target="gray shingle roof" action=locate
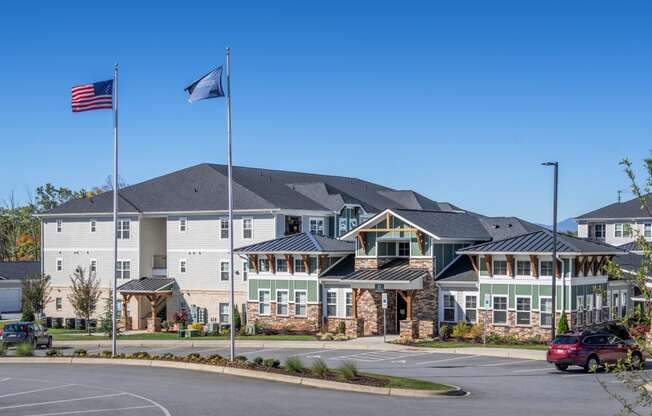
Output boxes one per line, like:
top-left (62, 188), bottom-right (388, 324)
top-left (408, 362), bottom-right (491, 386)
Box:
top-left (576, 195), bottom-right (652, 220)
top-left (117, 278), bottom-right (177, 292)
top-left (43, 163), bottom-right (459, 216)
top-left (614, 253), bottom-right (645, 274)
top-left (617, 241), bottom-right (652, 253)
top-left (393, 209), bottom-right (492, 240)
top-left (478, 217), bottom-right (545, 241)
top-left (234, 233), bottom-right (354, 254)
top-left (458, 230), bottom-right (624, 254)
top-left (0, 262), bottom-right (40, 280)
top-left (435, 256), bottom-right (477, 283)
top-left (322, 258), bottom-right (428, 282)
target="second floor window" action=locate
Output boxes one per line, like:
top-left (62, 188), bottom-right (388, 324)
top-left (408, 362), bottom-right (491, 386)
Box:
top-left (398, 242), bottom-right (410, 257)
top-left (56, 220), bottom-right (62, 233)
top-left (242, 261), bottom-right (248, 281)
top-left (90, 260), bottom-right (97, 274)
top-left (645, 223), bottom-right (652, 238)
top-left (117, 220), bottom-right (130, 239)
top-left (309, 218), bottom-right (324, 235)
top-left (259, 258), bottom-right (270, 272)
top-left (90, 220), bottom-right (97, 233)
top-left (294, 258), bottom-right (306, 273)
top-left (116, 261), bottom-right (131, 279)
top-left (516, 260), bottom-right (531, 276)
top-left (220, 218), bottom-right (229, 239)
top-left (179, 218), bottom-right (187, 233)
top-left (615, 223), bottom-right (633, 238)
top-left (591, 223), bottom-right (605, 239)
top-left (56, 258), bottom-right (63, 271)
top-left (540, 260), bottom-right (554, 277)
top-left (179, 260), bottom-right (187, 274)
top-left (276, 258), bottom-right (288, 273)
top-left (493, 260), bottom-right (508, 276)
top-left (55, 297), bottom-right (62, 311)
top-left (220, 261), bottom-right (230, 281)
top-left (242, 218), bottom-right (253, 239)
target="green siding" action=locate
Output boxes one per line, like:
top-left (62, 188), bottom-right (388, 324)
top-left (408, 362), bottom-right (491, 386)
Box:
top-left (479, 283), bottom-right (491, 304)
top-left (307, 281), bottom-right (318, 302)
top-left (479, 256), bottom-right (488, 276)
top-left (492, 284), bottom-right (508, 295)
top-left (249, 279), bottom-right (258, 300)
top-left (515, 285), bottom-right (531, 296)
top-left (532, 285), bottom-right (539, 308)
top-left (508, 285), bottom-right (515, 308)
top-left (248, 279), bottom-right (319, 302)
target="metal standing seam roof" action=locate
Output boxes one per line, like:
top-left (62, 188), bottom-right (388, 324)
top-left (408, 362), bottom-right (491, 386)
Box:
top-left (322, 258), bottom-right (428, 282)
top-left (234, 232), bottom-right (355, 254)
top-left (435, 255), bottom-right (478, 283)
top-left (117, 278), bottom-right (177, 292)
top-left (458, 229), bottom-right (624, 254)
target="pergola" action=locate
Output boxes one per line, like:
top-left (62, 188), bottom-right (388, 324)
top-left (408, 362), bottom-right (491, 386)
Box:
top-left (116, 278), bottom-right (177, 332)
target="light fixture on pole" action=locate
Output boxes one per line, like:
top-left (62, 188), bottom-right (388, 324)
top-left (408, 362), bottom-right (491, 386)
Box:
top-left (542, 161), bottom-right (559, 340)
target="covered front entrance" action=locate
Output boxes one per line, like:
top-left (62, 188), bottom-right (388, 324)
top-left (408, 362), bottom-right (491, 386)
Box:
top-left (117, 278), bottom-right (177, 332)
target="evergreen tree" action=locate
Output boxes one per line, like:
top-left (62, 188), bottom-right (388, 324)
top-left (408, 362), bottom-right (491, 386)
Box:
top-left (556, 313), bottom-right (569, 335)
top-left (233, 305), bottom-right (241, 332)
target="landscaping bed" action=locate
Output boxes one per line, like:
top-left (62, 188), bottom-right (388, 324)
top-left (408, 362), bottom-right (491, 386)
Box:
top-left (48, 328), bottom-right (316, 342)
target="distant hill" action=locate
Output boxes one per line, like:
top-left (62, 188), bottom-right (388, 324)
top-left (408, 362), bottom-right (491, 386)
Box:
top-left (536, 218), bottom-right (577, 233)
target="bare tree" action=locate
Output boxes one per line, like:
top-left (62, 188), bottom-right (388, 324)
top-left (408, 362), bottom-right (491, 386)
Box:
top-left (68, 266), bottom-right (101, 335)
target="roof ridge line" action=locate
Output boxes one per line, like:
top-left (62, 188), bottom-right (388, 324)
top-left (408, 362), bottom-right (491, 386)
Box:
top-left (305, 232), bottom-right (322, 251)
top-left (206, 164), bottom-right (278, 209)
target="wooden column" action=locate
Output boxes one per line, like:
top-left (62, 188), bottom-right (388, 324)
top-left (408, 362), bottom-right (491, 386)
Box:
top-left (406, 290), bottom-right (414, 321)
top-left (146, 295), bottom-right (158, 320)
top-left (357, 233), bottom-right (367, 253)
top-left (121, 294), bottom-right (131, 322)
top-left (416, 231), bottom-right (426, 255)
top-left (302, 255), bottom-right (311, 275)
top-left (285, 255), bottom-right (294, 274)
top-left (576, 256), bottom-right (586, 277)
top-left (468, 255), bottom-right (479, 276)
top-left (267, 254), bottom-right (276, 274)
top-left (483, 255), bottom-right (493, 277)
top-left (530, 255), bottom-right (539, 278)
top-left (251, 255), bottom-right (259, 274)
top-left (318, 255), bottom-right (328, 275)
top-left (506, 255), bottom-right (514, 278)
top-left (555, 258), bottom-right (562, 279)
top-left (352, 288), bottom-right (359, 319)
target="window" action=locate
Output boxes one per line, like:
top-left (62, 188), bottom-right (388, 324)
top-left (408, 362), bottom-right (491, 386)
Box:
top-left (259, 258), bottom-right (270, 272)
top-left (493, 296), bottom-right (507, 325)
top-left (116, 260), bottom-right (131, 279)
top-left (295, 291), bottom-right (307, 317)
top-left (595, 293), bottom-right (603, 323)
top-left (242, 261), bottom-right (248, 281)
top-left (398, 242), bottom-right (410, 257)
top-left (540, 261), bottom-right (553, 277)
top-left (493, 260), bottom-right (508, 276)
top-left (117, 220), bottom-right (130, 239)
top-left (179, 259), bottom-right (187, 274)
top-left (465, 295), bottom-right (477, 323)
top-left (219, 303), bottom-right (230, 323)
top-left (645, 224), bottom-right (652, 238)
top-left (285, 216), bottom-right (302, 235)
top-left (276, 258), bottom-right (288, 273)
top-left (276, 290), bottom-right (289, 315)
top-left (55, 297), bottom-right (62, 311)
top-left (516, 260), bottom-right (531, 276)
top-left (621, 291), bottom-right (627, 317)
top-left (179, 217), bottom-right (187, 233)
top-left (309, 218), bottom-right (325, 236)
top-left (345, 291), bottom-right (353, 317)
top-left (326, 291), bottom-right (337, 317)
top-left (577, 296), bottom-right (585, 325)
top-left (56, 258), bottom-right (63, 272)
top-left (259, 290), bottom-right (271, 315)
top-left (615, 223), bottom-right (632, 238)
top-left (378, 241), bottom-right (397, 257)
top-left (294, 258), bottom-right (305, 273)
top-left (242, 217), bottom-right (253, 239)
top-left (220, 218), bottom-right (229, 239)
top-left (590, 223), bottom-right (605, 239)
top-left (220, 261), bottom-right (230, 281)
top-left (586, 295), bottom-right (594, 323)
top-left (90, 260), bottom-right (97, 274)
top-left (56, 220), bottom-right (62, 233)
top-left (615, 223), bottom-right (623, 238)
top-left (338, 217), bottom-right (348, 236)
top-left (540, 298), bottom-right (553, 327)
top-left (516, 297), bottom-right (531, 326)
top-left (90, 219), bottom-right (97, 233)
top-left (443, 294), bottom-right (456, 322)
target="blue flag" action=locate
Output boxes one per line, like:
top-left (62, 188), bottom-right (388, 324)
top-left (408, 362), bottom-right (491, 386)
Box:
top-left (185, 66), bottom-right (225, 103)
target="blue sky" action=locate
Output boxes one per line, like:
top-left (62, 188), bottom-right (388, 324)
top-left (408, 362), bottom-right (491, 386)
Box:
top-left (1, 1), bottom-right (650, 224)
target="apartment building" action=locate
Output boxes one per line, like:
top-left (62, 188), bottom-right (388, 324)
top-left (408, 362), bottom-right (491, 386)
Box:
top-left (576, 196), bottom-right (652, 247)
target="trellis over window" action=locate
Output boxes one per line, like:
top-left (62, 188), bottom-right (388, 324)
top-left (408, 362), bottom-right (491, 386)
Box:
top-left (574, 255), bottom-right (612, 277)
top-left (246, 254), bottom-right (315, 275)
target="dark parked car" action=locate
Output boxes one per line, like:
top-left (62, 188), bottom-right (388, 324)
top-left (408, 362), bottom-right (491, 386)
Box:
top-left (547, 331), bottom-right (643, 372)
top-left (0, 322), bottom-right (52, 348)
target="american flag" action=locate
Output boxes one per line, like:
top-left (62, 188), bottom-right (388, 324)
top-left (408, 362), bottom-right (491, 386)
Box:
top-left (71, 79), bottom-right (113, 112)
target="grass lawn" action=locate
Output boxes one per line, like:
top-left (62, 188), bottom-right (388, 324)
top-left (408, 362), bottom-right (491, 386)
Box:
top-left (413, 340), bottom-right (548, 351)
top-left (49, 328), bottom-right (316, 342)
top-left (363, 373), bottom-right (452, 391)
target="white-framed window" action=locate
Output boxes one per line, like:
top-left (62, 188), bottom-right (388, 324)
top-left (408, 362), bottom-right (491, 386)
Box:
top-left (493, 260), bottom-right (508, 276)
top-left (540, 260), bottom-right (553, 277)
top-left (590, 223), bottom-right (606, 239)
top-left (242, 217), bottom-right (253, 239)
top-left (516, 297), bottom-right (531, 326)
top-left (276, 258), bottom-right (288, 273)
top-left (294, 258), bottom-right (305, 273)
top-left (116, 260), bottom-right (131, 279)
top-left (345, 291), bottom-right (353, 317)
top-left (338, 217), bottom-right (348, 236)
top-left (179, 259), bottom-right (187, 274)
top-left (219, 218), bottom-right (229, 239)
top-left (276, 290), bottom-right (289, 316)
top-left (55, 297), bottom-right (62, 311)
top-left (242, 260), bottom-right (248, 281)
top-left (56, 219), bottom-right (62, 233)
top-left (577, 296), bottom-right (585, 325)
top-left (56, 258), bottom-right (63, 272)
top-left (219, 303), bottom-right (230, 323)
top-left (615, 223), bottom-right (633, 238)
top-left (117, 219), bottom-right (130, 239)
top-left (398, 241), bottom-right (410, 257)
top-left (90, 259), bottom-right (97, 274)
top-left (540, 297), bottom-right (553, 327)
top-left (258, 290), bottom-right (271, 315)
top-left (493, 296), bottom-right (507, 325)
top-left (326, 290), bottom-right (337, 317)
top-left (220, 261), bottom-right (230, 281)
top-left (443, 294), bottom-right (456, 322)
top-left (179, 217), bottom-right (187, 233)
top-left (295, 290), bottom-right (307, 317)
top-left (259, 258), bottom-right (270, 272)
top-left (309, 218), bottom-right (325, 236)
top-left (586, 295), bottom-right (594, 323)
top-left (621, 291), bottom-right (628, 317)
top-left (90, 219), bottom-right (97, 233)
top-left (516, 260), bottom-right (531, 276)
top-left (465, 295), bottom-right (477, 323)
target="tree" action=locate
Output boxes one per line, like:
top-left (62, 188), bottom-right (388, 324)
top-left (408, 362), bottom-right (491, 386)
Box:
top-left (21, 273), bottom-right (52, 320)
top-left (556, 313), bottom-right (569, 335)
top-left (67, 267), bottom-right (101, 335)
top-left (233, 305), bottom-right (241, 332)
top-left (100, 289), bottom-right (117, 336)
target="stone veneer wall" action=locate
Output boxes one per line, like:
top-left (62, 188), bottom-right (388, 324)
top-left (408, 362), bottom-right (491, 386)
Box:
top-left (471, 310), bottom-right (571, 341)
top-left (246, 302), bottom-right (321, 334)
top-left (354, 257), bottom-right (395, 270)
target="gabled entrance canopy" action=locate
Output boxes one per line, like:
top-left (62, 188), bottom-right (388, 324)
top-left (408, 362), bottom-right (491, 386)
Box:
top-left (117, 278), bottom-right (177, 332)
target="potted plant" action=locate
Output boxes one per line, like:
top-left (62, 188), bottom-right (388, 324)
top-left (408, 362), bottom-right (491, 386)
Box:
top-left (172, 310), bottom-right (188, 331)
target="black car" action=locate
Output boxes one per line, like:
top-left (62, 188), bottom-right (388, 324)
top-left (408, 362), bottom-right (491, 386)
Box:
top-left (1, 322), bottom-right (52, 348)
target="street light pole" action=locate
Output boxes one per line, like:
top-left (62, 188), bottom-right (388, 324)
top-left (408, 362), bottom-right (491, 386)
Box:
top-left (542, 162), bottom-right (559, 340)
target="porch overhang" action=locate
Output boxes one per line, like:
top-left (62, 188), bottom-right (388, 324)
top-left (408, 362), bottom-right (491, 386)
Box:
top-left (320, 276), bottom-right (423, 290)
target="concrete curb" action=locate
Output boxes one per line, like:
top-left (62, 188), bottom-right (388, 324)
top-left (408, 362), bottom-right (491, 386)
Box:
top-left (0, 357), bottom-right (462, 398)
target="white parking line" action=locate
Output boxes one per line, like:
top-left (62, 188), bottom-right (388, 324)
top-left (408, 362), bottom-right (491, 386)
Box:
top-left (415, 355), bottom-right (473, 366)
top-left (289, 349), bottom-right (331, 357)
top-left (126, 391), bottom-right (172, 416)
top-left (478, 359), bottom-right (534, 367)
top-left (0, 392), bottom-right (126, 410)
top-left (512, 367), bottom-right (553, 374)
top-left (240, 348), bottom-right (278, 356)
top-left (23, 405), bottom-right (157, 416)
top-left (193, 347), bottom-right (230, 354)
top-left (0, 383), bottom-right (75, 398)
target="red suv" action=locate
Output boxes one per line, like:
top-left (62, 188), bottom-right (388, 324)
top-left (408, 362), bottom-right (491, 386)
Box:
top-left (547, 331), bottom-right (643, 372)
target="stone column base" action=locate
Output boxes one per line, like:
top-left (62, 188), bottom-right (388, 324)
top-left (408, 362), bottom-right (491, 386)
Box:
top-left (118, 317), bottom-right (132, 331)
top-left (146, 318), bottom-right (161, 333)
top-left (347, 318), bottom-right (365, 338)
top-left (400, 320), bottom-right (419, 339)
top-left (418, 320), bottom-right (434, 339)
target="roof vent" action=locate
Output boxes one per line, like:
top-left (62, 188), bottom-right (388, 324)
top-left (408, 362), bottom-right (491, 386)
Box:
top-left (508, 224), bottom-right (512, 228)
top-left (194, 187), bottom-right (198, 193)
top-left (494, 224), bottom-right (500, 229)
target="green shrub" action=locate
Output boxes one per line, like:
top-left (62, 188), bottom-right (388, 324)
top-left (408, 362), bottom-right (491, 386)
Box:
top-left (253, 356), bottom-right (264, 366)
top-left (557, 314), bottom-right (569, 335)
top-left (263, 358), bottom-right (280, 369)
top-left (46, 348), bottom-right (62, 357)
top-left (161, 353), bottom-right (174, 360)
top-left (132, 351), bottom-right (150, 359)
top-left (338, 360), bottom-right (358, 380)
top-left (186, 352), bottom-right (202, 361)
top-left (337, 321), bottom-right (346, 335)
top-left (438, 324), bottom-right (450, 340)
top-left (207, 354), bottom-right (224, 362)
top-left (451, 321), bottom-right (470, 339)
top-left (284, 357), bottom-right (305, 373)
top-left (16, 342), bottom-right (35, 357)
top-left (234, 355), bottom-right (248, 363)
top-left (310, 358), bottom-right (329, 378)
top-left (100, 350), bottom-right (113, 358)
top-left (233, 306), bottom-right (242, 332)
top-left (73, 348), bottom-right (87, 357)
top-left (0, 343), bottom-right (6, 356)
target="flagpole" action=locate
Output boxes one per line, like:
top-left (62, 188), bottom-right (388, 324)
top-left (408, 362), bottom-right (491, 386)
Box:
top-left (111, 63), bottom-right (119, 357)
top-left (226, 48), bottom-right (235, 361)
